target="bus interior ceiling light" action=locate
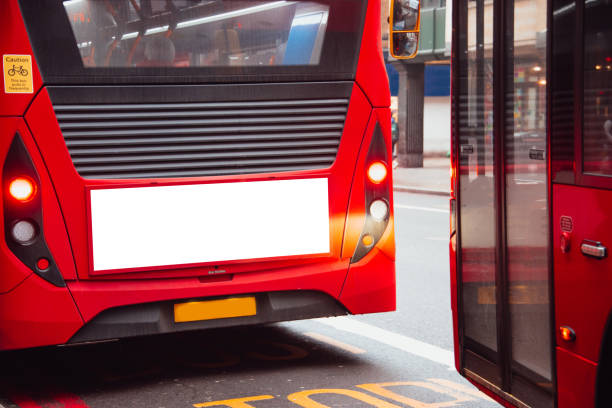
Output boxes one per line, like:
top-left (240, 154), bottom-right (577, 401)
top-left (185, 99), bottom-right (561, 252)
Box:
top-left (145, 25), bottom-right (170, 36)
top-left (176, 1), bottom-right (294, 29)
top-left (63, 0), bottom-right (84, 7)
top-left (367, 161), bottom-right (388, 184)
top-left (9, 177), bottom-right (36, 202)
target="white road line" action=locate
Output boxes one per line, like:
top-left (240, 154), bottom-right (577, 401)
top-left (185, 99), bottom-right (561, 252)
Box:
top-left (394, 204), bottom-right (449, 213)
top-left (304, 332), bottom-right (366, 354)
top-left (315, 316), bottom-right (454, 368)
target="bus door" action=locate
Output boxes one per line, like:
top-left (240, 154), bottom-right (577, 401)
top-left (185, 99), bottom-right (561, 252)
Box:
top-left (453, 0), bottom-right (553, 406)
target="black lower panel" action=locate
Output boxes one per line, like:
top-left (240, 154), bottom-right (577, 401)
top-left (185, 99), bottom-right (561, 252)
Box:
top-left (511, 374), bottom-right (554, 408)
top-left (69, 290), bottom-right (348, 344)
top-left (464, 348), bottom-right (502, 388)
top-left (463, 350), bottom-right (554, 408)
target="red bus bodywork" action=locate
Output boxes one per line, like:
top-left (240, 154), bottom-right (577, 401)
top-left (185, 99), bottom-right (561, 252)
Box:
top-left (0, 0), bottom-right (396, 351)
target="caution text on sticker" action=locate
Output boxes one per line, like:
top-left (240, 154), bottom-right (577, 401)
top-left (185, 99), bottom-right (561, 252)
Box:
top-left (3, 55), bottom-right (33, 94)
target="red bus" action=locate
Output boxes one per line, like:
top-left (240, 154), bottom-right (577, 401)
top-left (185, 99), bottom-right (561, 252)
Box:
top-left (448, 0), bottom-right (612, 407)
top-left (0, 0), bottom-right (395, 351)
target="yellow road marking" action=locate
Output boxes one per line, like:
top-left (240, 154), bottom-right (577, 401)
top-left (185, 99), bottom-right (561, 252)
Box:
top-left (358, 381), bottom-right (477, 408)
top-left (303, 332), bottom-right (366, 354)
top-left (194, 378), bottom-right (494, 407)
top-left (287, 389), bottom-right (401, 408)
top-left (194, 395), bottom-right (274, 408)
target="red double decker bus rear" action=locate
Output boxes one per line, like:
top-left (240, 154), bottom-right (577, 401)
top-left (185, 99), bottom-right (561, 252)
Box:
top-left (0, 0), bottom-right (395, 351)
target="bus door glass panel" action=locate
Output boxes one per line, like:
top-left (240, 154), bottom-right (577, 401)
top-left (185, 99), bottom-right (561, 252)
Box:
top-left (457, 0), bottom-right (554, 404)
top-left (62, 0), bottom-right (330, 68)
top-left (504, 0), bottom-right (553, 403)
top-left (583, 0), bottom-right (612, 175)
top-left (458, 0), bottom-right (498, 371)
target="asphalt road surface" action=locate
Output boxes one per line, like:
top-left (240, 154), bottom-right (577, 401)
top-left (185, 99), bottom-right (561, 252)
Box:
top-left (0, 192), bottom-right (501, 408)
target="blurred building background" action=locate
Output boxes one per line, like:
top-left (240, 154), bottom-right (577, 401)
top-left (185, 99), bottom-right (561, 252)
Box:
top-left (381, 0), bottom-right (451, 166)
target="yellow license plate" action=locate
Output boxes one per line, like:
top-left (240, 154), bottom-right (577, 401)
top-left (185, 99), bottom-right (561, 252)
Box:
top-left (174, 297), bottom-right (256, 323)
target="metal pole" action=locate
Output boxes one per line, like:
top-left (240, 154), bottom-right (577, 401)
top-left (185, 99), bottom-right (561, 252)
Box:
top-left (393, 61), bottom-right (425, 168)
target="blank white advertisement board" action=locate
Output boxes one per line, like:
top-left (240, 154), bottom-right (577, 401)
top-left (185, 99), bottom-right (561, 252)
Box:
top-left (89, 178), bottom-right (330, 272)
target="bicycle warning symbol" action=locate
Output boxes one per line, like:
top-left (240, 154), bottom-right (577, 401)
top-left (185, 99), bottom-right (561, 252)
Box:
top-left (3, 55), bottom-right (33, 94)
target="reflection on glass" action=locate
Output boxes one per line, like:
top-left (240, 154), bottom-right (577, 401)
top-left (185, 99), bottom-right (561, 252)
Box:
top-left (392, 0), bottom-right (419, 31)
top-left (505, 0), bottom-right (551, 385)
top-left (392, 32), bottom-right (419, 57)
top-left (583, 0), bottom-right (612, 175)
top-left (551, 0), bottom-right (576, 183)
top-left (459, 0), bottom-right (497, 357)
top-left (62, 0), bottom-right (329, 68)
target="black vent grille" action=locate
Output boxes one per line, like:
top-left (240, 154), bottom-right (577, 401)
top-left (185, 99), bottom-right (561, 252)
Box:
top-left (54, 99), bottom-right (348, 179)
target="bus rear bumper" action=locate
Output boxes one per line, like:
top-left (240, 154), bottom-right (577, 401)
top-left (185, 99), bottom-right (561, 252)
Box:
top-left (0, 248), bottom-right (395, 350)
top-left (68, 290), bottom-right (348, 345)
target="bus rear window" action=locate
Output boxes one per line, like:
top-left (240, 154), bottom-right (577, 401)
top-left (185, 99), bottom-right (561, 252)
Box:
top-left (63, 0), bottom-right (329, 68)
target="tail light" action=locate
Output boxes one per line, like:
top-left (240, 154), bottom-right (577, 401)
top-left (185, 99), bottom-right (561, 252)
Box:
top-left (367, 161), bottom-right (388, 184)
top-left (351, 123), bottom-right (391, 263)
top-left (9, 177), bottom-right (36, 202)
top-left (3, 134), bottom-right (65, 287)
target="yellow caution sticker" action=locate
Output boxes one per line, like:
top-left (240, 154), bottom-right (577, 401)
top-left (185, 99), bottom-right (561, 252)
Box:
top-left (3, 55), bottom-right (33, 94)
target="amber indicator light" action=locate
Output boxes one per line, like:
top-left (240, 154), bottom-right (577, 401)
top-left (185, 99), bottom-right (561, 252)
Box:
top-left (9, 177), bottom-right (36, 202)
top-left (362, 234), bottom-right (374, 247)
top-left (367, 161), bottom-right (388, 184)
top-left (560, 326), bottom-right (576, 342)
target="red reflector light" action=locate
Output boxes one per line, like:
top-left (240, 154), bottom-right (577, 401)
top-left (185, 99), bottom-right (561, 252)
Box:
top-left (37, 258), bottom-right (50, 271)
top-left (367, 161), bottom-right (388, 184)
top-left (9, 177), bottom-right (36, 202)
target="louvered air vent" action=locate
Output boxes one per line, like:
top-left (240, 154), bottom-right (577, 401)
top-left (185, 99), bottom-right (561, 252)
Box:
top-left (53, 99), bottom-right (348, 179)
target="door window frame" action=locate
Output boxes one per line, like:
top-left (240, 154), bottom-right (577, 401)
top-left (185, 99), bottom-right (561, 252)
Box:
top-left (553, 0), bottom-right (612, 190)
